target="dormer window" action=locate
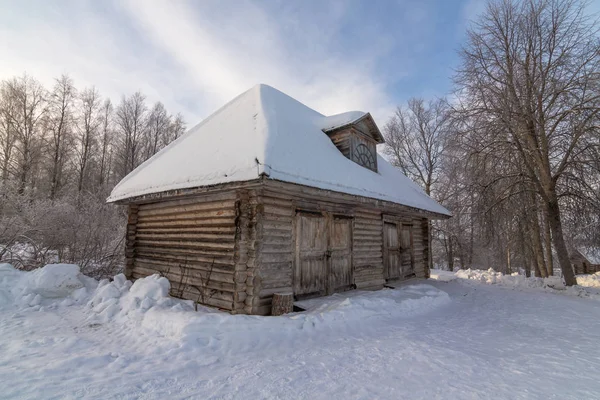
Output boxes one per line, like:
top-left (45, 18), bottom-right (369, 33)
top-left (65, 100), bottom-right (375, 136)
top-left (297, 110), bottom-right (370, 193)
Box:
top-left (354, 143), bottom-right (376, 171)
top-left (321, 112), bottom-right (384, 173)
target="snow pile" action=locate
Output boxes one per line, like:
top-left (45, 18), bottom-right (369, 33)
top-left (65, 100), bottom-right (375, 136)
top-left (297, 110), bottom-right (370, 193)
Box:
top-left (576, 272), bottom-right (600, 288)
top-left (0, 263), bottom-right (192, 319)
top-left (431, 268), bottom-right (565, 289)
top-left (430, 268), bottom-right (600, 301)
top-left (0, 261), bottom-right (452, 350)
top-left (26, 264), bottom-right (87, 297)
top-left (455, 268), bottom-right (565, 289)
top-left (0, 263), bottom-right (95, 309)
top-left (138, 284), bottom-right (451, 348)
top-left (87, 274), bottom-right (194, 324)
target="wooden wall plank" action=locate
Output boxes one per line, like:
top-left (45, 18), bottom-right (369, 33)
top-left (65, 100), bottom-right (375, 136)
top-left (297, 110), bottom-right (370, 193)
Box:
top-left (129, 193), bottom-right (243, 312)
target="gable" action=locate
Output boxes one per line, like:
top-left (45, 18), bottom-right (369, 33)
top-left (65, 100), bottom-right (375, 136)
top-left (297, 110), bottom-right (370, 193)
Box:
top-left (321, 112), bottom-right (385, 144)
top-left (320, 113), bottom-right (383, 172)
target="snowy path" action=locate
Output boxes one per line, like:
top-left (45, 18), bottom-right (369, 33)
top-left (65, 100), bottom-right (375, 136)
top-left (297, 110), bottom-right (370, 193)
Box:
top-left (1, 279), bottom-right (600, 399)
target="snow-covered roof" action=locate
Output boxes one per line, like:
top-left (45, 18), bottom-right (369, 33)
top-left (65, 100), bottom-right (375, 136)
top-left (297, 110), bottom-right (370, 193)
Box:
top-left (108, 84), bottom-right (450, 216)
top-left (320, 111), bottom-right (385, 143)
top-left (578, 247), bottom-right (600, 265)
top-left (320, 111), bottom-right (367, 131)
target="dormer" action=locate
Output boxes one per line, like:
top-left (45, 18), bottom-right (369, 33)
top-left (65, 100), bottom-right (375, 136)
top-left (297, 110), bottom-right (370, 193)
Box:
top-left (321, 112), bottom-right (385, 172)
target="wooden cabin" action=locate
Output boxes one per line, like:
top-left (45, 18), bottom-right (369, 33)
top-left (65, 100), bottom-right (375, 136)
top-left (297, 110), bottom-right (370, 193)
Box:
top-left (570, 248), bottom-right (600, 275)
top-left (108, 84), bottom-right (450, 315)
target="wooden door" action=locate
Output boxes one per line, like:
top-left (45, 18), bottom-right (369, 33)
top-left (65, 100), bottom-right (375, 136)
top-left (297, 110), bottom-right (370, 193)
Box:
top-left (384, 222), bottom-right (401, 279)
top-left (400, 224), bottom-right (415, 276)
top-left (328, 216), bottom-right (352, 293)
top-left (294, 212), bottom-right (328, 296)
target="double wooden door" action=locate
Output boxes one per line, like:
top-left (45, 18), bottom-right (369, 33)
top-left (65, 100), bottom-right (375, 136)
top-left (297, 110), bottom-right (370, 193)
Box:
top-left (294, 212), bottom-right (352, 297)
top-left (384, 222), bottom-right (414, 280)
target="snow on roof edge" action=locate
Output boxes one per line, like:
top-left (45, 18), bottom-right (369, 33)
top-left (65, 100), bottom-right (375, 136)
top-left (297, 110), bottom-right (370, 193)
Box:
top-left (319, 111), bottom-right (367, 132)
top-left (107, 86), bottom-right (262, 203)
top-left (107, 83), bottom-right (451, 217)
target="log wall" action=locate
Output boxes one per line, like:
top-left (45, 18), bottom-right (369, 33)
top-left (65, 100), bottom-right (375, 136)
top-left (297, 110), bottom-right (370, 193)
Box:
top-left (127, 191), bottom-right (243, 312)
top-left (254, 191), bottom-right (295, 315)
top-left (235, 189), bottom-right (259, 314)
top-left (123, 179), bottom-right (441, 315)
top-left (352, 209), bottom-right (385, 289)
top-left (250, 182), bottom-right (435, 314)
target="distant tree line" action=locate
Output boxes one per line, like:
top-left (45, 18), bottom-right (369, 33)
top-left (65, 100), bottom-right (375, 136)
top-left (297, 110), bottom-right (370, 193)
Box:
top-left (384, 0), bottom-right (600, 285)
top-left (0, 74), bottom-right (186, 277)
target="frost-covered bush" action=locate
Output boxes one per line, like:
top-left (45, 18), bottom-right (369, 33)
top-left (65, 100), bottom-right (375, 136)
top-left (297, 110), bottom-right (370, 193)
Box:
top-left (0, 188), bottom-right (125, 279)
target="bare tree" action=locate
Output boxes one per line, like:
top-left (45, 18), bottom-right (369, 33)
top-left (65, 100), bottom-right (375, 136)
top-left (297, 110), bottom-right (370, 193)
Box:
top-left (0, 85), bottom-right (17, 183)
top-left (383, 98), bottom-right (450, 196)
top-left (455, 0), bottom-right (600, 285)
top-left (144, 101), bottom-right (170, 160)
top-left (75, 87), bottom-right (101, 193)
top-left (1, 75), bottom-right (46, 194)
top-left (384, 97), bottom-right (451, 272)
top-left (98, 99), bottom-right (113, 187)
top-left (168, 113), bottom-right (186, 143)
top-left (45, 75), bottom-right (76, 199)
top-left (0, 71), bottom-right (186, 279)
top-left (115, 92), bottom-right (147, 178)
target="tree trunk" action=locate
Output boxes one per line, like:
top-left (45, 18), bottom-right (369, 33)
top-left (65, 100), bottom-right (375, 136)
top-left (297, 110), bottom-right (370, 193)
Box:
top-left (448, 235), bottom-right (454, 272)
top-left (543, 210), bottom-right (553, 276)
top-left (534, 260), bottom-right (542, 277)
top-left (519, 223), bottom-right (531, 277)
top-left (468, 193), bottom-right (475, 268)
top-left (529, 192), bottom-right (548, 278)
top-left (18, 147), bottom-right (29, 194)
top-left (545, 197), bottom-right (577, 286)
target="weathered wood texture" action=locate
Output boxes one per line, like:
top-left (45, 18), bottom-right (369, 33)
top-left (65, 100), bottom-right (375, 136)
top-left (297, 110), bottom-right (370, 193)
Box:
top-left (292, 212), bottom-right (353, 297)
top-left (254, 192), bottom-right (295, 315)
top-left (235, 189), bottom-right (259, 314)
top-left (124, 204), bottom-right (138, 279)
top-left (353, 209), bottom-right (384, 289)
top-left (326, 130), bottom-right (353, 159)
top-left (123, 178), bottom-right (438, 315)
top-left (381, 215), bottom-right (428, 282)
top-left (271, 292), bottom-right (294, 316)
top-left (324, 127), bottom-right (378, 172)
top-left (570, 250), bottom-right (599, 275)
top-left (129, 192), bottom-right (243, 311)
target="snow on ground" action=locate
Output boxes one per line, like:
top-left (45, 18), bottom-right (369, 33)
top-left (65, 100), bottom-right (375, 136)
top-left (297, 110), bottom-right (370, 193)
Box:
top-left (575, 272), bottom-right (600, 288)
top-left (430, 268), bottom-right (600, 300)
top-left (2, 264), bottom-right (600, 399)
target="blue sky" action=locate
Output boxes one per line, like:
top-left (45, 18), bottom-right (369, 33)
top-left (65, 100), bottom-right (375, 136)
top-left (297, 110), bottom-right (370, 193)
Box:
top-left (0, 0), bottom-right (486, 125)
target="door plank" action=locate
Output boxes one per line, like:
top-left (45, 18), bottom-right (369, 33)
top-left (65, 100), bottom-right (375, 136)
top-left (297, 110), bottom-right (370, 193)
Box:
top-left (328, 217), bottom-right (352, 293)
top-left (294, 213), bottom-right (328, 296)
top-left (383, 222), bottom-right (401, 279)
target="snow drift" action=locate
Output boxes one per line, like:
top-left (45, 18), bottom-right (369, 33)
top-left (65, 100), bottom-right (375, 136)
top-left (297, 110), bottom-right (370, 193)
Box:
top-left (0, 263), bottom-right (451, 345)
top-left (574, 272), bottom-right (600, 288)
top-left (430, 268), bottom-right (600, 300)
top-left (0, 263), bottom-right (96, 309)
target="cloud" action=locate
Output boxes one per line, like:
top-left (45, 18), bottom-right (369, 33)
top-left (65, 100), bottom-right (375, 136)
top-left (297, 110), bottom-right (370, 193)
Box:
top-left (118, 0), bottom-right (395, 123)
top-left (1, 0), bottom-right (452, 127)
top-left (0, 1), bottom-right (198, 120)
